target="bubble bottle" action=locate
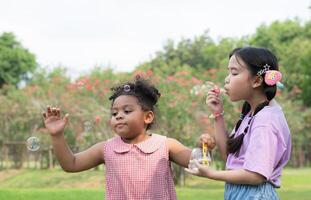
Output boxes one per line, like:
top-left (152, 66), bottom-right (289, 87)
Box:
top-left (188, 143), bottom-right (212, 171)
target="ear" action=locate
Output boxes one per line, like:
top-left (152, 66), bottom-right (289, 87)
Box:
top-left (144, 111), bottom-right (154, 125)
top-left (252, 76), bottom-right (264, 88)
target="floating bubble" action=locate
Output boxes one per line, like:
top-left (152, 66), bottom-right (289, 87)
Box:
top-left (204, 81), bottom-right (217, 91)
top-left (84, 121), bottom-right (93, 132)
top-left (190, 81), bottom-right (225, 96)
top-left (26, 136), bottom-right (40, 151)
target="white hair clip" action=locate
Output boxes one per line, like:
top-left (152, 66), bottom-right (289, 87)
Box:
top-left (257, 64), bottom-right (271, 76)
top-left (123, 84), bottom-right (131, 92)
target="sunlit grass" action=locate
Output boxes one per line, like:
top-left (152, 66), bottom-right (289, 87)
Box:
top-left (0, 168), bottom-right (310, 200)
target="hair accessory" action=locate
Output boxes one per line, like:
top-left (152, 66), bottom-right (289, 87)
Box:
top-left (256, 64), bottom-right (284, 87)
top-left (276, 82), bottom-right (285, 89)
top-left (123, 84), bottom-right (131, 92)
top-left (257, 64), bottom-right (271, 76)
top-left (264, 70), bottom-right (282, 86)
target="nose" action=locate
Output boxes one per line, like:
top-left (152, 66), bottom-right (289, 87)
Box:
top-left (116, 113), bottom-right (124, 120)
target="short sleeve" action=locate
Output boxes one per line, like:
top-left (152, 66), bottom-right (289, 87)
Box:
top-left (243, 125), bottom-right (279, 179)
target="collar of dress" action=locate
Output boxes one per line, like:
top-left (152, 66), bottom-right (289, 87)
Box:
top-left (113, 134), bottom-right (164, 154)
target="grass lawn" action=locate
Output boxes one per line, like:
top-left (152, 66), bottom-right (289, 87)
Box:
top-left (0, 168), bottom-right (310, 200)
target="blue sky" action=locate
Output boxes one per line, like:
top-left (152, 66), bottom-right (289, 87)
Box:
top-left (0, 0), bottom-right (310, 78)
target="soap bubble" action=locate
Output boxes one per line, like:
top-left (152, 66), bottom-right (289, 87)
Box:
top-left (26, 136), bottom-right (40, 151)
top-left (84, 121), bottom-right (93, 132)
top-left (190, 81), bottom-right (225, 96)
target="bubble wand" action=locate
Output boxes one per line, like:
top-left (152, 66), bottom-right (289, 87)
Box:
top-left (202, 143), bottom-right (209, 166)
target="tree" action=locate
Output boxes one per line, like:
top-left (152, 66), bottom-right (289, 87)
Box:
top-left (0, 32), bottom-right (36, 88)
top-left (250, 19), bottom-right (311, 106)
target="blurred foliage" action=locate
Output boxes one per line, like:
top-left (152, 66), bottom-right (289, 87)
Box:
top-left (0, 32), bottom-right (36, 88)
top-left (0, 19), bottom-right (311, 178)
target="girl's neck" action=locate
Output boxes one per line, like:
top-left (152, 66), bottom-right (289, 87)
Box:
top-left (247, 94), bottom-right (268, 115)
top-left (121, 131), bottom-right (151, 144)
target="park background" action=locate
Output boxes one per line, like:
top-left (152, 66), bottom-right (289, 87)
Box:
top-left (1, 1), bottom-right (311, 199)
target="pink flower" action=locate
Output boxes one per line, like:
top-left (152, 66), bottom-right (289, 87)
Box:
top-left (76, 81), bottom-right (85, 88)
top-left (95, 115), bottom-right (102, 123)
top-left (76, 77), bottom-right (89, 88)
top-left (86, 84), bottom-right (93, 91)
top-left (146, 70), bottom-right (153, 77)
top-left (93, 79), bottom-right (100, 86)
top-left (167, 76), bottom-right (174, 82)
top-left (191, 77), bottom-right (202, 84)
top-left (134, 71), bottom-right (143, 78)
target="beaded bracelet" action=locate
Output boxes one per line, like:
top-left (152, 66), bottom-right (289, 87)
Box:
top-left (208, 111), bottom-right (224, 119)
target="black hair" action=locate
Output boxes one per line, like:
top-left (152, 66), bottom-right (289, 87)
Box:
top-left (109, 76), bottom-right (161, 130)
top-left (227, 47), bottom-right (279, 156)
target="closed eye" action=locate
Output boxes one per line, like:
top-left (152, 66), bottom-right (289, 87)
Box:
top-left (227, 70), bottom-right (238, 76)
top-left (229, 69), bottom-right (238, 76)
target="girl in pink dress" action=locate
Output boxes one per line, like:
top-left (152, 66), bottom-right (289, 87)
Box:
top-left (43, 77), bottom-right (206, 200)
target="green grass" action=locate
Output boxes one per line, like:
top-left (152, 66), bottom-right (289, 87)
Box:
top-left (0, 168), bottom-right (310, 200)
top-left (0, 189), bottom-right (104, 200)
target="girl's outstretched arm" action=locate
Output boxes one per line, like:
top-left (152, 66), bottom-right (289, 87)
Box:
top-left (43, 106), bottom-right (105, 172)
top-left (186, 161), bottom-right (265, 185)
top-left (167, 138), bottom-right (191, 168)
top-left (51, 135), bottom-right (105, 172)
top-left (207, 169), bottom-right (265, 185)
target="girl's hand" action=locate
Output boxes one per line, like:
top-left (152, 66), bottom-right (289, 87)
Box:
top-left (206, 89), bottom-right (223, 115)
top-left (185, 160), bottom-right (214, 178)
top-left (42, 106), bottom-right (69, 137)
top-left (197, 133), bottom-right (216, 150)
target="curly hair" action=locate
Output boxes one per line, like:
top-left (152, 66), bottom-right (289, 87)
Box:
top-left (109, 76), bottom-right (161, 130)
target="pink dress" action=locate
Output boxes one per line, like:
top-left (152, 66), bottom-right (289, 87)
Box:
top-left (103, 134), bottom-right (177, 200)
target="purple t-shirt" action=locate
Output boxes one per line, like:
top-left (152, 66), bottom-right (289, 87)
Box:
top-left (226, 103), bottom-right (291, 187)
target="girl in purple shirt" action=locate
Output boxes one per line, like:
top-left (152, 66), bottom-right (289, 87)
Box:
top-left (187, 47), bottom-right (291, 199)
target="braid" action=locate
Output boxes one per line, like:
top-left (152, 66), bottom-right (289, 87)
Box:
top-left (235, 102), bottom-right (251, 132)
top-left (227, 47), bottom-right (278, 156)
top-left (228, 101), bottom-right (269, 156)
top-left (227, 102), bottom-right (250, 155)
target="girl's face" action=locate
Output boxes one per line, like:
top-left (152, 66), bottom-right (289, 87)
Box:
top-left (110, 95), bottom-right (153, 139)
top-left (224, 55), bottom-right (254, 102)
